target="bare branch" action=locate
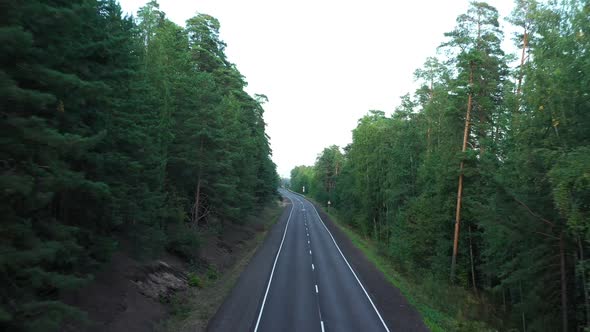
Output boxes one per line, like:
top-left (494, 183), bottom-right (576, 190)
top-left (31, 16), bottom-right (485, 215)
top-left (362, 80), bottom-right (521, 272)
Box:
top-left (513, 196), bottom-right (555, 227)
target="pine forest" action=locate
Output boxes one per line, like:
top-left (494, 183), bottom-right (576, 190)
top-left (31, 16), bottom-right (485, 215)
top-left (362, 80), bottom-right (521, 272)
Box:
top-left (1, 1), bottom-right (278, 330)
top-left (291, 1), bottom-right (589, 331)
top-left (1, 0), bottom-right (589, 331)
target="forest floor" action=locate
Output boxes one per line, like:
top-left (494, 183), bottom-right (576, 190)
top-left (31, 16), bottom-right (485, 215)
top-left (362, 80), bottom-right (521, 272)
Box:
top-left (61, 200), bottom-right (285, 332)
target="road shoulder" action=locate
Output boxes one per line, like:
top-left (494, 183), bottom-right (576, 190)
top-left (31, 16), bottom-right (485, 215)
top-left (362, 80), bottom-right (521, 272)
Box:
top-left (205, 198), bottom-right (292, 332)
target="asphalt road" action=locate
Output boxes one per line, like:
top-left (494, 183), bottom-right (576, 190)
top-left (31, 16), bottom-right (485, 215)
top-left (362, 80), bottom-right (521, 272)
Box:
top-left (209, 189), bottom-right (402, 332)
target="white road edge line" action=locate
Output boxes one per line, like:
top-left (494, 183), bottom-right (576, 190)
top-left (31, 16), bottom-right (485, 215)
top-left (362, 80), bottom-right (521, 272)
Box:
top-left (253, 195), bottom-right (295, 332)
top-left (321, 320), bottom-right (325, 332)
top-left (300, 192), bottom-right (391, 332)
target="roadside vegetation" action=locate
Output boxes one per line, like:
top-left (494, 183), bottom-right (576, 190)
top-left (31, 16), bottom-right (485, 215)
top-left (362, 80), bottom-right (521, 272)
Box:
top-left (1, 1), bottom-right (278, 330)
top-left (161, 202), bottom-right (285, 332)
top-left (291, 1), bottom-right (590, 331)
top-left (321, 207), bottom-right (493, 332)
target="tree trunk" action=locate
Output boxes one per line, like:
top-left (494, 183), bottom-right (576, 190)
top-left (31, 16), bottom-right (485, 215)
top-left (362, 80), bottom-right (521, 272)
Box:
top-left (426, 126), bottom-right (432, 155)
top-left (193, 138), bottom-right (204, 226)
top-left (451, 62), bottom-right (474, 281)
top-left (560, 232), bottom-right (568, 332)
top-left (426, 76), bottom-right (433, 155)
top-left (502, 287), bottom-right (506, 313)
top-left (516, 28), bottom-right (528, 98)
top-left (469, 225), bottom-right (478, 296)
top-left (578, 236), bottom-right (590, 328)
top-left (385, 202), bottom-right (390, 245)
top-left (520, 282), bottom-right (527, 332)
top-left (193, 177), bottom-right (202, 226)
top-left (373, 216), bottom-right (377, 241)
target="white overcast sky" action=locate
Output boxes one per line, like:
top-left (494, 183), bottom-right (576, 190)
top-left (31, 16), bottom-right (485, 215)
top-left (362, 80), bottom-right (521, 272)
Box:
top-left (119, 0), bottom-right (518, 177)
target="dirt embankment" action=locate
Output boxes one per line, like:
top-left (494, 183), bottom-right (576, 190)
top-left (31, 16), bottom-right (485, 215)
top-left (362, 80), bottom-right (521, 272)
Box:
top-left (61, 201), bottom-right (285, 332)
top-left (61, 251), bottom-right (183, 332)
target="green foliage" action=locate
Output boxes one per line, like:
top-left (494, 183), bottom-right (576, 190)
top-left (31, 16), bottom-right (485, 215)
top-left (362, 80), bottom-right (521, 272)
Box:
top-left (290, 165), bottom-right (315, 195)
top-left (206, 265), bottom-right (219, 281)
top-left (187, 273), bottom-right (203, 288)
top-left (1, 0), bottom-right (277, 330)
top-left (293, 1), bottom-right (589, 330)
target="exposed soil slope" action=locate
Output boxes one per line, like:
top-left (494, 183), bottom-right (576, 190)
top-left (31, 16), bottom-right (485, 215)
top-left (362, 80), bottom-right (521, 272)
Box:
top-left (61, 202), bottom-right (284, 332)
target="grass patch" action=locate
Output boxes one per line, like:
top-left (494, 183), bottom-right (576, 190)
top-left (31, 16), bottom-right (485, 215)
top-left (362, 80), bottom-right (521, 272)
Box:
top-left (159, 201), bottom-right (285, 332)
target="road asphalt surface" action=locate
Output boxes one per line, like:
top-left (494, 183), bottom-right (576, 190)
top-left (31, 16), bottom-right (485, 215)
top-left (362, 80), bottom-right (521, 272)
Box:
top-left (207, 189), bottom-right (429, 332)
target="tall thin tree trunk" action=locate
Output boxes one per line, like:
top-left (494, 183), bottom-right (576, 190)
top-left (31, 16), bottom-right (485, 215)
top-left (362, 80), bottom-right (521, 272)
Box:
top-left (469, 225), bottom-right (478, 296)
top-left (560, 232), bottom-right (568, 332)
top-left (516, 28), bottom-right (528, 98)
top-left (451, 62), bottom-right (474, 281)
top-left (428, 75), bottom-right (434, 154)
top-left (193, 138), bottom-right (204, 226)
top-left (578, 236), bottom-right (590, 328)
top-left (478, 104), bottom-right (486, 155)
top-left (502, 287), bottom-right (506, 313)
top-left (385, 203), bottom-right (390, 245)
top-left (426, 126), bottom-right (432, 155)
top-left (193, 177), bottom-right (201, 225)
top-left (373, 216), bottom-right (377, 240)
top-left (520, 282), bottom-right (527, 332)
top-left (437, 112), bottom-right (442, 148)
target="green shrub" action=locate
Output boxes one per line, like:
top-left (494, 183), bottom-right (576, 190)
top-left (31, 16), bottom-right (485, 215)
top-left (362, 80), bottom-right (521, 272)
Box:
top-left (206, 265), bottom-right (219, 281)
top-left (188, 273), bottom-right (203, 288)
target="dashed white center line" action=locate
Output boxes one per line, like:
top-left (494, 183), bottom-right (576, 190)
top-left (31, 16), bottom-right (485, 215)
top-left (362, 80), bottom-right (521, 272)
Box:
top-left (290, 193), bottom-right (328, 332)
